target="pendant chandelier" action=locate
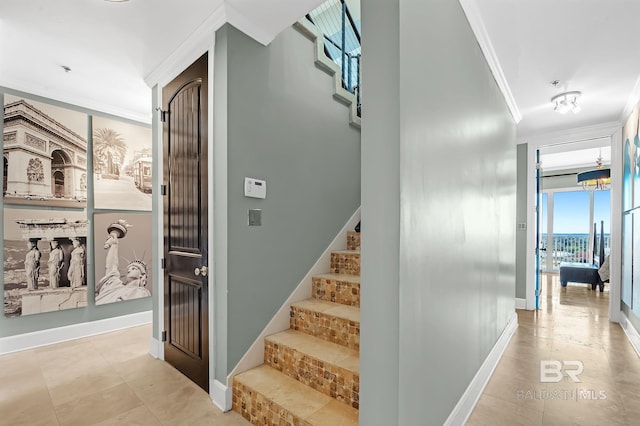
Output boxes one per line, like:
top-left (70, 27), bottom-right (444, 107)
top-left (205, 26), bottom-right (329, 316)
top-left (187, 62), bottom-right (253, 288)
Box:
top-left (577, 154), bottom-right (610, 190)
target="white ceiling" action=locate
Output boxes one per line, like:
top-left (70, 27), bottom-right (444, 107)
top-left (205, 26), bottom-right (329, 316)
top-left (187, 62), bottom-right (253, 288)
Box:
top-left (0, 0), bottom-right (324, 123)
top-left (471, 0), bottom-right (640, 139)
top-left (538, 136), bottom-right (612, 171)
top-left (540, 146), bottom-right (611, 172)
top-left (2, 0), bottom-right (639, 139)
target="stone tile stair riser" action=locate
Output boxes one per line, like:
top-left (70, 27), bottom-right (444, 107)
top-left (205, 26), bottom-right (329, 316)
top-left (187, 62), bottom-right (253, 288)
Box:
top-left (232, 379), bottom-right (312, 426)
top-left (290, 307), bottom-right (360, 351)
top-left (264, 340), bottom-right (359, 409)
top-left (312, 277), bottom-right (360, 307)
top-left (330, 252), bottom-right (360, 276)
top-left (346, 231), bottom-right (360, 251)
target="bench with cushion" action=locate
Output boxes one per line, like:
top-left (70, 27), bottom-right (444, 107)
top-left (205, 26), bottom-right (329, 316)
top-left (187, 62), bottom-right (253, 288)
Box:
top-left (559, 262), bottom-right (603, 291)
top-left (557, 221), bottom-right (607, 293)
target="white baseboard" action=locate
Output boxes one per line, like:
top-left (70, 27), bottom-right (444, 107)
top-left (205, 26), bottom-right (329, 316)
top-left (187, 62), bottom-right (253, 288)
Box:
top-left (148, 336), bottom-right (164, 360)
top-left (226, 208), bottom-right (361, 386)
top-left (515, 298), bottom-right (527, 309)
top-left (620, 312), bottom-right (640, 358)
top-left (444, 312), bottom-right (518, 426)
top-left (0, 310), bottom-right (152, 355)
top-left (211, 379), bottom-right (232, 412)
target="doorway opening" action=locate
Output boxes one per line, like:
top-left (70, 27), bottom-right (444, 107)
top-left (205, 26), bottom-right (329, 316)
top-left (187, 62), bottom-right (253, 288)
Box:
top-left (51, 149), bottom-right (71, 198)
top-left (53, 171), bottom-right (65, 197)
top-left (535, 142), bottom-right (612, 317)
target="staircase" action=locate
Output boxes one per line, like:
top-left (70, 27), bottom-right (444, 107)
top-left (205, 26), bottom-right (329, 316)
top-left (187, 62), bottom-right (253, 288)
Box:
top-left (293, 9), bottom-right (361, 128)
top-left (233, 231), bottom-right (361, 425)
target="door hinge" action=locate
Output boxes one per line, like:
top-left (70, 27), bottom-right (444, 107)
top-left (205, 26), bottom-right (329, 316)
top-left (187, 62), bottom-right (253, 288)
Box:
top-left (161, 331), bottom-right (167, 342)
top-left (161, 258), bottom-right (166, 269)
top-left (156, 107), bottom-right (169, 123)
top-left (161, 184), bottom-right (167, 196)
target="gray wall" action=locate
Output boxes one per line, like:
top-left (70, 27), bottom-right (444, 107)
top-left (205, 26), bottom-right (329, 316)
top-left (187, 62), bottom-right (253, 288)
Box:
top-left (359, 0), bottom-right (400, 423)
top-left (361, 1), bottom-right (517, 424)
top-left (516, 144), bottom-right (527, 298)
top-left (0, 88), bottom-right (152, 339)
top-left (214, 24), bottom-right (361, 379)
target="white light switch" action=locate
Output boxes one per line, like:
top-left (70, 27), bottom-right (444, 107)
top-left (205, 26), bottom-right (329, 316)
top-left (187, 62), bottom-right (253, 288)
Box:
top-left (244, 177), bottom-right (266, 199)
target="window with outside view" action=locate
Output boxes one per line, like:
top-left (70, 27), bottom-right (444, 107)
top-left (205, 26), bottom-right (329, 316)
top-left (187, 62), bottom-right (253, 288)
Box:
top-left (540, 190), bottom-right (610, 271)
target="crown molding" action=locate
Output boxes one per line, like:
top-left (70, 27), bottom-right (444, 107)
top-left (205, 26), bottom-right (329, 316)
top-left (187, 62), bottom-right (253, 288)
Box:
top-left (225, 3), bottom-right (276, 47)
top-left (144, 1), bottom-right (283, 90)
top-left (144, 4), bottom-right (226, 89)
top-left (0, 81), bottom-right (152, 124)
top-left (621, 74), bottom-right (640, 123)
top-left (459, 0), bottom-right (522, 124)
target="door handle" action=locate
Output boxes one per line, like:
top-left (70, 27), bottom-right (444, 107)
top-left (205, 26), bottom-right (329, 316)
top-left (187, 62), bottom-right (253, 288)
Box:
top-left (194, 266), bottom-right (208, 277)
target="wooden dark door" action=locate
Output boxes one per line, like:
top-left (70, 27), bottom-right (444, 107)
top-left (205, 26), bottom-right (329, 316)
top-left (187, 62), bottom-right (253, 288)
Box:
top-left (163, 53), bottom-right (209, 391)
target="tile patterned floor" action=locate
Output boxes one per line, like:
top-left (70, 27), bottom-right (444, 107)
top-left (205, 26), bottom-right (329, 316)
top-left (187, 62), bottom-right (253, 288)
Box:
top-left (3, 273), bottom-right (639, 425)
top-left (468, 274), bottom-right (640, 426)
top-left (0, 325), bottom-right (249, 426)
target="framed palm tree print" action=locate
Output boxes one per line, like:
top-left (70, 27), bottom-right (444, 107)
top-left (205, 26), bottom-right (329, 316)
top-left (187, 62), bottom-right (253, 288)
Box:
top-left (92, 116), bottom-right (152, 211)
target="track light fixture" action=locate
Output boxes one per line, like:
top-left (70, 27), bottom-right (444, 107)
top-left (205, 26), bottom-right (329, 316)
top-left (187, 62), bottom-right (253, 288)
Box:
top-left (551, 91), bottom-right (582, 114)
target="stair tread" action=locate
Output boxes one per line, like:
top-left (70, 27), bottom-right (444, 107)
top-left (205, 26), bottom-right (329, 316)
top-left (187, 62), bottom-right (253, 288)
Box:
top-left (313, 273), bottom-right (361, 283)
top-left (266, 329), bottom-right (359, 373)
top-left (235, 365), bottom-right (358, 424)
top-left (306, 399), bottom-right (359, 426)
top-left (332, 250), bottom-right (360, 255)
top-left (291, 299), bottom-right (360, 323)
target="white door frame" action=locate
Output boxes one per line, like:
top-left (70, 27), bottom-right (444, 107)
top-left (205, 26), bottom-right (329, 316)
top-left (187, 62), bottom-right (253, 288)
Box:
top-left (149, 36), bottom-right (220, 401)
top-left (524, 122), bottom-right (622, 322)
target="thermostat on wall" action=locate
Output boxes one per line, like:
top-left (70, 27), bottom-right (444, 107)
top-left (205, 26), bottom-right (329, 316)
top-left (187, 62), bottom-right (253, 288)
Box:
top-left (244, 177), bottom-right (266, 199)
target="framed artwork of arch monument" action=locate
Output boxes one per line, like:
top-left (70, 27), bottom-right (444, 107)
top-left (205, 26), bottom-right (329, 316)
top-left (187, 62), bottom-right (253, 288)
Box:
top-left (3, 94), bottom-right (88, 208)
